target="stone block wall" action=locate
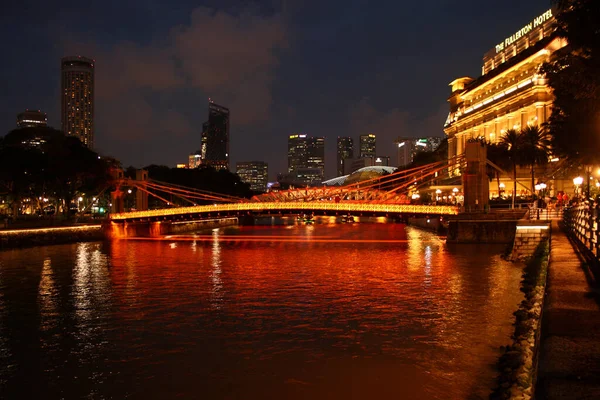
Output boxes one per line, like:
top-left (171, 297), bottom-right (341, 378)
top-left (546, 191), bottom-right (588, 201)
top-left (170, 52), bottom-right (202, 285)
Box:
top-left (511, 222), bottom-right (551, 260)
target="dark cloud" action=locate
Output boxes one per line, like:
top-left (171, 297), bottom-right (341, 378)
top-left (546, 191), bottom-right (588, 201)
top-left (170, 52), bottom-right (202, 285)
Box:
top-left (61, 6), bottom-right (286, 164)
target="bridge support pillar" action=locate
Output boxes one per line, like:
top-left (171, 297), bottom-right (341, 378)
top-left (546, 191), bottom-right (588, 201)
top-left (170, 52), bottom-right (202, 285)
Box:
top-left (111, 189), bottom-right (125, 214)
top-left (136, 170), bottom-right (149, 211)
top-left (463, 141), bottom-right (489, 211)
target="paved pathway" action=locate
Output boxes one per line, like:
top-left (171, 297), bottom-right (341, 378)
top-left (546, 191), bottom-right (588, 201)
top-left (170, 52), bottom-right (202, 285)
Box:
top-left (536, 220), bottom-right (600, 399)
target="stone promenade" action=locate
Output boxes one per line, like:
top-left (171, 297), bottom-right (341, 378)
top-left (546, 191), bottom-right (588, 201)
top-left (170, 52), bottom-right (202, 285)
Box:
top-left (536, 220), bottom-right (600, 399)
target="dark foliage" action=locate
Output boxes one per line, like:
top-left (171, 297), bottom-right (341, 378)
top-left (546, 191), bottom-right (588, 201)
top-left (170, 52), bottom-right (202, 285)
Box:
top-left (541, 0), bottom-right (600, 164)
top-left (0, 127), bottom-right (111, 216)
top-left (143, 164), bottom-right (252, 202)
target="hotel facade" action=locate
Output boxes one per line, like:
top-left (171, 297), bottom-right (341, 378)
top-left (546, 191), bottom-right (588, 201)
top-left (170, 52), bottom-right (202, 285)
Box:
top-left (444, 8), bottom-right (567, 195)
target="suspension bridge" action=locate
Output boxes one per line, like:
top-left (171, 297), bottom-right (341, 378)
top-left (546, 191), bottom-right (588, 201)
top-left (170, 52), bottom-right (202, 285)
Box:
top-left (103, 155), bottom-right (471, 237)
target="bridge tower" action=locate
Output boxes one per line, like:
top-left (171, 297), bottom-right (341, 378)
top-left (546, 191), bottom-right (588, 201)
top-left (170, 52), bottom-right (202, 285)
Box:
top-left (110, 168), bottom-right (125, 214)
top-left (136, 169), bottom-right (149, 211)
top-left (462, 141), bottom-right (489, 211)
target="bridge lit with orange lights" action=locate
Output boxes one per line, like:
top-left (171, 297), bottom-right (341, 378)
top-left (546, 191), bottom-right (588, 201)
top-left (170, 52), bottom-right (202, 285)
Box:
top-left (110, 201), bottom-right (459, 222)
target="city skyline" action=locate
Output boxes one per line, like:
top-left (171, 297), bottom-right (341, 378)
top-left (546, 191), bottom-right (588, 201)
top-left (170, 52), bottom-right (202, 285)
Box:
top-left (0, 0), bottom-right (550, 179)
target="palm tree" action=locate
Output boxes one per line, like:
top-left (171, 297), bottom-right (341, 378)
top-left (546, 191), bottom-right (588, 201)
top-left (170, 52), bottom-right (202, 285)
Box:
top-left (520, 125), bottom-right (551, 199)
top-left (499, 129), bottom-right (522, 208)
top-left (486, 142), bottom-right (510, 198)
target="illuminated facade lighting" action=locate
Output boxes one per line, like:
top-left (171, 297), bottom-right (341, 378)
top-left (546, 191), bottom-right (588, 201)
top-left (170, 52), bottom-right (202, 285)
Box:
top-left (444, 8), bottom-right (566, 176)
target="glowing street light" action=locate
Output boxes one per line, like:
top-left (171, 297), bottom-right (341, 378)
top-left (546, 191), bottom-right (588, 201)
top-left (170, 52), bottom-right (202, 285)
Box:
top-left (574, 176), bottom-right (584, 198)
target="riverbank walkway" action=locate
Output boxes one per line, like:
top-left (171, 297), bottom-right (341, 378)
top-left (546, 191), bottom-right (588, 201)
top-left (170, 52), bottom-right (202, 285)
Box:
top-left (536, 220), bottom-right (600, 399)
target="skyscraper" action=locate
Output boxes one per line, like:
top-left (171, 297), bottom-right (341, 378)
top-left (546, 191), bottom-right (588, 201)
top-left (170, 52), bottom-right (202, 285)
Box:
top-left (359, 134), bottom-right (376, 158)
top-left (201, 101), bottom-right (230, 170)
top-left (307, 137), bottom-right (325, 179)
top-left (288, 134), bottom-right (308, 173)
top-left (61, 56), bottom-right (94, 148)
top-left (336, 137), bottom-right (353, 176)
top-left (17, 110), bottom-right (47, 128)
top-left (236, 161), bottom-right (268, 192)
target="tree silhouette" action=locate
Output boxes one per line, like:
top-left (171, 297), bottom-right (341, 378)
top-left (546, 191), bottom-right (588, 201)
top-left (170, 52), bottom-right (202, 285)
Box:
top-left (519, 125), bottom-right (551, 198)
top-left (498, 129), bottom-right (522, 208)
top-left (541, 0), bottom-right (600, 164)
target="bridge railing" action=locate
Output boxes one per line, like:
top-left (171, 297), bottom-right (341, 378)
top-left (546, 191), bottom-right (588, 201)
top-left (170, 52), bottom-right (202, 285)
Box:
top-left (562, 204), bottom-right (600, 281)
top-left (527, 205), bottom-right (564, 221)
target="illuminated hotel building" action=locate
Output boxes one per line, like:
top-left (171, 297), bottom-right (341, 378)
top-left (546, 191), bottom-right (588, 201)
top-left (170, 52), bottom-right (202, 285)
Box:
top-left (61, 56), bottom-right (94, 148)
top-left (17, 110), bottom-right (47, 128)
top-left (444, 8), bottom-right (565, 183)
top-left (202, 101), bottom-right (230, 170)
top-left (236, 161), bottom-right (269, 192)
top-left (337, 137), bottom-right (354, 176)
top-left (359, 134), bottom-right (376, 158)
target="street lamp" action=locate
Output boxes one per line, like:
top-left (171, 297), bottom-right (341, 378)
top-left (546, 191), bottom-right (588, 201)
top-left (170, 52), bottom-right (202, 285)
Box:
top-left (574, 176), bottom-right (584, 198)
top-left (435, 189), bottom-right (442, 202)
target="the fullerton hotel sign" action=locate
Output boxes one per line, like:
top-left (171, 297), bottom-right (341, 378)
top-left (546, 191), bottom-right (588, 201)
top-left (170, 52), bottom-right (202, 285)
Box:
top-left (495, 9), bottom-right (554, 53)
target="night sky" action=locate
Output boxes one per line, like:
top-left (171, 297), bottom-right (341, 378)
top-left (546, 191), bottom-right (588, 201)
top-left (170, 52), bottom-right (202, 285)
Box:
top-left (1, 0), bottom-right (551, 179)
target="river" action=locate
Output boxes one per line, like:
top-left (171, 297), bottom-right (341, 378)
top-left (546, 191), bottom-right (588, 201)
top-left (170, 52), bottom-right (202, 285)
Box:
top-left (0, 221), bottom-right (523, 399)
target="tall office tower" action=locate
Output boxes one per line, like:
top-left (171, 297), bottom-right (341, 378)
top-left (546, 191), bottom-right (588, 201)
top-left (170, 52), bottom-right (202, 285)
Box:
top-left (201, 101), bottom-right (230, 170)
top-left (307, 137), bottom-right (325, 179)
top-left (236, 161), bottom-right (269, 192)
top-left (359, 134), bottom-right (376, 158)
top-left (288, 134), bottom-right (308, 173)
top-left (17, 110), bottom-right (47, 128)
top-left (61, 56), bottom-right (94, 148)
top-left (336, 136), bottom-right (354, 176)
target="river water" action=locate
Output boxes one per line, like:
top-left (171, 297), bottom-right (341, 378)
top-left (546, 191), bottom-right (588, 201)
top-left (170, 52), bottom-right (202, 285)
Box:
top-left (0, 222), bottom-right (523, 399)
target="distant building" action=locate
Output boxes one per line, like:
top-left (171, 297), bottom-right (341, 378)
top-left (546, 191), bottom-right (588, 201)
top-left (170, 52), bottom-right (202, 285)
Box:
top-left (288, 134), bottom-right (308, 173)
top-left (278, 168), bottom-right (323, 187)
top-left (287, 134), bottom-right (325, 183)
top-left (336, 137), bottom-right (354, 176)
top-left (61, 56), bottom-right (94, 148)
top-left (345, 158), bottom-right (372, 175)
top-left (395, 137), bottom-right (444, 166)
top-left (188, 151), bottom-right (202, 169)
top-left (359, 134), bottom-right (376, 158)
top-left (176, 164), bottom-right (187, 169)
top-left (344, 154), bottom-right (391, 175)
top-left (236, 161), bottom-right (268, 192)
top-left (17, 110), bottom-right (47, 128)
top-left (307, 137), bottom-right (325, 180)
top-left (374, 156), bottom-right (390, 166)
top-left (201, 101), bottom-right (229, 170)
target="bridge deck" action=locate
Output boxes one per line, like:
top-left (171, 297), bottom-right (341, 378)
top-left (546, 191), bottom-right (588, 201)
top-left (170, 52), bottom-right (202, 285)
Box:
top-left (110, 202), bottom-right (459, 221)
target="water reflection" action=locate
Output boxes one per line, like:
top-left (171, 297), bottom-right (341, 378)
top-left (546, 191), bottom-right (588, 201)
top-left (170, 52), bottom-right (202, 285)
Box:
top-left (0, 224), bottom-right (523, 399)
top-left (211, 228), bottom-right (224, 309)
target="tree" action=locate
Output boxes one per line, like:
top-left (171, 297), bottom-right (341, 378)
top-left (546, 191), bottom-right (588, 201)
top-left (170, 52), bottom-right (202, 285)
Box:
top-left (498, 129), bottom-right (522, 208)
top-left (519, 125), bottom-right (551, 198)
top-left (541, 0), bottom-right (600, 164)
top-left (486, 142), bottom-right (511, 196)
top-left (0, 127), bottom-right (110, 217)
